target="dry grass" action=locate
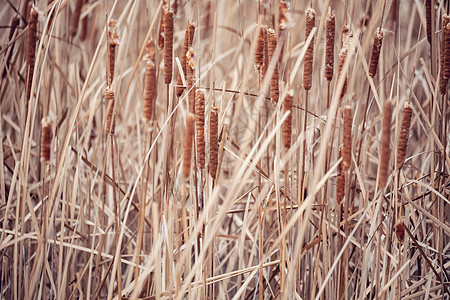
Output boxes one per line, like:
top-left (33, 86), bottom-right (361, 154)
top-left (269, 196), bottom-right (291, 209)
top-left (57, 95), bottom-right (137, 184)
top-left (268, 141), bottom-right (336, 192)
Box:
top-left (0, 0), bottom-right (449, 299)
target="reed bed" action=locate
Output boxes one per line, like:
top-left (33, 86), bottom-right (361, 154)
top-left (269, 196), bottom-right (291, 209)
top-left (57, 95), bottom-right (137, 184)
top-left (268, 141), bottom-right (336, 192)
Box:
top-left (0, 0), bottom-right (449, 299)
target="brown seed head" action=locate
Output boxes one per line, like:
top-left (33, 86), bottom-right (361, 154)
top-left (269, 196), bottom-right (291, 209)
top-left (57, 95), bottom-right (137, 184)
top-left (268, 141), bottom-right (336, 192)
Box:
top-left (282, 91), bottom-right (293, 149)
top-left (26, 8), bottom-right (38, 101)
top-left (107, 19), bottom-right (119, 86)
top-left (303, 7), bottom-right (315, 91)
top-left (379, 99), bottom-right (392, 188)
top-left (105, 87), bottom-right (115, 134)
top-left (439, 16), bottom-right (450, 94)
top-left (164, 9), bottom-right (174, 85)
top-left (395, 221), bottom-right (405, 243)
top-left (186, 48), bottom-right (196, 114)
top-left (279, 1), bottom-right (290, 30)
top-left (41, 118), bottom-right (51, 164)
top-left (177, 21), bottom-right (196, 96)
top-left (425, 0), bottom-right (432, 44)
top-left (337, 47), bottom-right (348, 101)
top-left (158, 3), bottom-right (167, 49)
top-left (195, 89), bottom-right (206, 170)
top-left (209, 105), bottom-right (219, 179)
top-left (325, 10), bottom-right (335, 81)
top-left (342, 105), bottom-right (352, 170)
top-left (369, 28), bottom-right (383, 78)
top-left (267, 28), bottom-right (279, 104)
top-left (336, 145), bottom-right (345, 204)
top-left (182, 114), bottom-right (195, 178)
top-left (143, 42), bottom-right (157, 122)
top-left (444, 23), bottom-right (450, 80)
top-left (255, 25), bottom-right (266, 71)
top-left (262, 26), bottom-right (269, 80)
top-left (397, 102), bottom-right (412, 169)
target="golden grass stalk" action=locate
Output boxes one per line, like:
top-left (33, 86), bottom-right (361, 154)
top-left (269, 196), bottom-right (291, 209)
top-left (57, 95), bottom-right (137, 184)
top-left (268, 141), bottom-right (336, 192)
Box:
top-left (177, 21), bottom-right (196, 97)
top-left (397, 102), bottom-right (412, 169)
top-left (342, 105), bottom-right (352, 170)
top-left (267, 28), bottom-right (279, 104)
top-left (379, 99), bottom-right (392, 189)
top-left (163, 8), bottom-right (174, 85)
top-left (303, 7), bottom-right (315, 91)
top-left (143, 41), bottom-right (157, 122)
top-left (282, 91), bottom-right (293, 149)
top-left (26, 8), bottom-right (38, 101)
top-left (187, 47), bottom-right (196, 114)
top-left (196, 89), bottom-right (205, 170)
top-left (40, 118), bottom-right (51, 164)
top-left (209, 105), bottom-right (219, 179)
top-left (368, 28), bottom-right (383, 78)
top-left (182, 114), bottom-right (195, 178)
top-left (325, 10), bottom-right (335, 82)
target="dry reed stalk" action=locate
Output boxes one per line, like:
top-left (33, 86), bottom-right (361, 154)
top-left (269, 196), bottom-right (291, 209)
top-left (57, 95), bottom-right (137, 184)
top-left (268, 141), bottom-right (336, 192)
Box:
top-left (105, 87), bottom-right (115, 134)
top-left (395, 221), bottom-right (405, 242)
top-left (182, 114), bottom-right (195, 178)
top-left (187, 48), bottom-right (196, 114)
top-left (26, 8), bottom-right (38, 101)
top-left (255, 25), bottom-right (266, 71)
top-left (79, 0), bottom-right (89, 41)
top-left (282, 91), bottom-right (293, 149)
top-left (342, 105), bottom-right (352, 170)
top-left (425, 0), bottom-right (432, 44)
top-left (379, 100), bottom-right (392, 188)
top-left (303, 7), bottom-right (315, 91)
top-left (143, 42), bottom-right (157, 121)
top-left (164, 9), bottom-right (174, 85)
top-left (262, 26), bottom-right (269, 80)
top-left (368, 28), bottom-right (383, 78)
top-left (107, 19), bottom-right (119, 86)
top-left (325, 10), bottom-right (335, 82)
top-left (397, 102), bottom-right (412, 169)
top-left (40, 119), bottom-right (51, 164)
top-left (177, 21), bottom-right (196, 97)
top-left (2, 16), bottom-right (20, 78)
top-left (70, 0), bottom-right (83, 37)
top-left (267, 28), bottom-right (279, 104)
top-left (209, 105), bottom-right (219, 179)
top-left (336, 145), bottom-right (345, 204)
top-left (196, 89), bottom-right (205, 170)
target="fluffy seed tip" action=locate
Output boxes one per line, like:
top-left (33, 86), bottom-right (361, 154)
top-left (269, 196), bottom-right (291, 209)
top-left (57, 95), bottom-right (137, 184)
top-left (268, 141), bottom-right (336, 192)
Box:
top-left (279, 1), bottom-right (291, 30)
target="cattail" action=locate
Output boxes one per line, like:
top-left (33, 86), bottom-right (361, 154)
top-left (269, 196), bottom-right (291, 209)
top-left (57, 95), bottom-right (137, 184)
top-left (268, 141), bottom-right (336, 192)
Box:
top-left (158, 3), bottom-right (166, 49)
top-left (282, 91), bottom-right (293, 149)
top-left (369, 28), bottom-right (383, 78)
top-left (182, 114), bottom-right (195, 178)
top-left (107, 19), bottom-right (119, 86)
top-left (2, 16), bottom-right (20, 78)
top-left (342, 105), bottom-right (352, 170)
top-left (278, 1), bottom-right (290, 63)
top-left (395, 221), bottom-right (405, 243)
top-left (143, 42), bottom-right (157, 121)
top-left (177, 21), bottom-right (196, 96)
top-left (325, 10), bottom-right (335, 82)
top-left (336, 145), bottom-right (345, 204)
top-left (41, 118), bottom-right (51, 164)
top-left (196, 89), bottom-right (205, 170)
top-left (26, 8), bottom-right (38, 101)
top-left (267, 28), bottom-right (279, 104)
top-left (209, 105), bottom-right (219, 179)
top-left (342, 24), bottom-right (351, 48)
top-left (439, 16), bottom-right (449, 94)
top-left (255, 25), bottom-right (266, 71)
top-left (337, 48), bottom-right (348, 101)
top-left (105, 87), bottom-right (115, 134)
top-left (186, 48), bottom-right (196, 114)
top-left (164, 9), bottom-right (174, 85)
top-left (379, 100), bottom-right (392, 188)
top-left (425, 0), bottom-right (431, 44)
top-left (262, 26), bottom-right (269, 80)
top-left (303, 7), bottom-right (315, 91)
top-left (70, 0), bottom-right (83, 37)
top-left (397, 102), bottom-right (412, 169)
top-left (444, 22), bottom-right (450, 80)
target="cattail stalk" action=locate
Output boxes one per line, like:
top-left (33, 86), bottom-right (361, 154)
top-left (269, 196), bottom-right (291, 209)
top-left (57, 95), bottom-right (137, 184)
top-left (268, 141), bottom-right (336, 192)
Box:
top-left (107, 19), bottom-right (119, 86)
top-left (196, 90), bottom-right (205, 170)
top-left (397, 102), bottom-right (412, 169)
top-left (187, 48), bottom-right (196, 114)
top-left (282, 91), bottom-right (293, 149)
top-left (183, 114), bottom-right (195, 178)
top-left (26, 8), bottom-right (38, 101)
top-left (342, 105), bottom-right (352, 170)
top-left (177, 21), bottom-right (196, 96)
top-left (267, 28), bottom-right (279, 103)
top-left (41, 119), bottom-right (51, 164)
top-left (164, 9), bottom-right (174, 85)
top-left (336, 146), bottom-right (345, 204)
top-left (379, 100), bottom-right (392, 188)
top-left (325, 10), bottom-right (335, 82)
top-left (143, 42), bottom-right (157, 121)
top-left (303, 7), bottom-right (315, 91)
top-left (369, 28), bottom-right (383, 78)
top-left (209, 105), bottom-right (219, 179)
top-left (70, 0), bottom-right (83, 37)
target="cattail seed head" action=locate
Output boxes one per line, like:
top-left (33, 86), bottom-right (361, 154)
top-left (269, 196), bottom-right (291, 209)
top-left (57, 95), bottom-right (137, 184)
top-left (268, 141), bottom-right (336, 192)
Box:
top-left (425, 0), bottom-right (432, 44)
top-left (186, 48), bottom-right (196, 114)
top-left (337, 48), bottom-right (348, 101)
top-left (262, 26), bottom-right (269, 80)
top-left (105, 87), bottom-right (115, 134)
top-left (163, 9), bottom-right (174, 85)
top-left (196, 89), bottom-right (206, 170)
top-left (177, 21), bottom-right (196, 97)
top-left (41, 118), bottom-right (51, 164)
top-left (379, 99), bottom-right (392, 188)
top-left (282, 91), bottom-right (293, 149)
top-left (209, 105), bottom-right (219, 179)
top-left (107, 19), bottom-right (119, 86)
top-left (70, 0), bottom-right (83, 37)
top-left (158, 3), bottom-right (167, 49)
top-left (143, 41), bottom-right (157, 122)
top-left (182, 114), bottom-right (195, 178)
top-left (444, 23), bottom-right (450, 80)
top-left (255, 25), bottom-right (266, 71)
top-left (325, 10), bottom-right (335, 82)
top-left (26, 8), bottom-right (38, 101)
top-left (267, 28), bottom-right (279, 104)
top-left (303, 7), bottom-right (315, 91)
top-left (439, 16), bottom-right (450, 94)
top-left (369, 28), bottom-right (383, 78)
top-left (395, 221), bottom-right (405, 243)
top-left (397, 102), bottom-right (412, 169)
top-left (342, 105), bottom-right (352, 170)
top-left (342, 24), bottom-right (352, 48)
top-left (336, 145), bottom-right (345, 204)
